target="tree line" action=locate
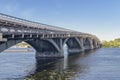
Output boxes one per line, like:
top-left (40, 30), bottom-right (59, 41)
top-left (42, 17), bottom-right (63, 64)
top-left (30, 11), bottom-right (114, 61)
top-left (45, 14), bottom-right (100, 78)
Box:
top-left (16, 42), bottom-right (31, 48)
top-left (102, 38), bottom-right (120, 47)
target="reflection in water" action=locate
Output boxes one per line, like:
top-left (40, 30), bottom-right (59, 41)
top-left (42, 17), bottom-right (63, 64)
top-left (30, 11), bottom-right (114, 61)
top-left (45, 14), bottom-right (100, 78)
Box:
top-left (2, 47), bottom-right (118, 80)
top-left (63, 44), bottom-right (68, 69)
top-left (0, 48), bottom-right (36, 79)
top-left (27, 49), bottom-right (97, 80)
top-left (64, 55), bottom-right (68, 69)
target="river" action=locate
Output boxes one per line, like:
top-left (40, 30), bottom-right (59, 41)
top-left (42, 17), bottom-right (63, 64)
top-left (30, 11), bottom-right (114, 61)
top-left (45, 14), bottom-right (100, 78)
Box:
top-left (0, 48), bottom-right (120, 80)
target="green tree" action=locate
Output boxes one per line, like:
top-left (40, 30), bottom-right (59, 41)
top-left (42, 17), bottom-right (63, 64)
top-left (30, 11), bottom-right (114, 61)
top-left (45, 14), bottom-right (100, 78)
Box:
top-left (102, 38), bottom-right (120, 47)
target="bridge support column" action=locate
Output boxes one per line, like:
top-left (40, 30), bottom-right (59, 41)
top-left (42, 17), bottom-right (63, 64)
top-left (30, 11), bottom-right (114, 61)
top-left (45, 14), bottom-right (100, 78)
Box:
top-left (95, 42), bottom-right (100, 49)
top-left (26, 39), bottom-right (64, 59)
top-left (64, 37), bottom-right (83, 55)
top-left (90, 39), bottom-right (94, 50)
top-left (51, 38), bottom-right (64, 57)
top-left (83, 38), bottom-right (91, 51)
top-left (56, 38), bottom-right (64, 56)
top-left (79, 38), bottom-right (84, 51)
top-left (0, 33), bottom-right (7, 42)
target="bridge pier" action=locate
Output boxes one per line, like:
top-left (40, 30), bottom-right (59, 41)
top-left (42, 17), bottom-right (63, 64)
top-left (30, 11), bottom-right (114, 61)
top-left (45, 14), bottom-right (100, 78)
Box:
top-left (0, 13), bottom-right (102, 62)
top-left (0, 36), bottom-right (101, 60)
top-left (0, 36), bottom-right (101, 58)
top-left (26, 39), bottom-right (64, 59)
top-left (79, 38), bottom-right (84, 51)
top-left (0, 33), bottom-right (7, 42)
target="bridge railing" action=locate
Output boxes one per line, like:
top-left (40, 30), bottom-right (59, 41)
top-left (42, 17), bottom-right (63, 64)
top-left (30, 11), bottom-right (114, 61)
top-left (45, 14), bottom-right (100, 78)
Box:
top-left (0, 13), bottom-right (101, 42)
top-left (0, 13), bottom-right (72, 32)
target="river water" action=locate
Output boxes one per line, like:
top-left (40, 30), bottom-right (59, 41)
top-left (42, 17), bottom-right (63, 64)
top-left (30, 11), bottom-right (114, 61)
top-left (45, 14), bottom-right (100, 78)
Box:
top-left (0, 48), bottom-right (120, 80)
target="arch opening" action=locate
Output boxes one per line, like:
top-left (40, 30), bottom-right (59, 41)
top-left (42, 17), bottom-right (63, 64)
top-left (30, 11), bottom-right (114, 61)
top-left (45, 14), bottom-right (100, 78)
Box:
top-left (84, 38), bottom-right (91, 50)
top-left (26, 39), bottom-right (60, 57)
top-left (2, 41), bottom-right (35, 53)
top-left (27, 40), bottom-right (58, 52)
top-left (63, 38), bottom-right (82, 55)
top-left (0, 41), bottom-right (36, 78)
top-left (92, 39), bottom-right (96, 48)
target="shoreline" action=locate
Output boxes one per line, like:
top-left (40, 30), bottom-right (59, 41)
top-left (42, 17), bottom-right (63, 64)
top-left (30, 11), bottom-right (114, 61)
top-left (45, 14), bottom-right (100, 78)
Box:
top-left (4, 49), bottom-right (34, 52)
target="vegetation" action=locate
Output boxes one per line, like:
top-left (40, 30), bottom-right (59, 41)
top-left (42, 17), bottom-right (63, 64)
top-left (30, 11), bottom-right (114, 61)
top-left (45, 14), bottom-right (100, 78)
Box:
top-left (16, 42), bottom-right (31, 48)
top-left (16, 38), bottom-right (120, 48)
top-left (102, 38), bottom-right (120, 47)
top-left (26, 70), bottom-right (74, 80)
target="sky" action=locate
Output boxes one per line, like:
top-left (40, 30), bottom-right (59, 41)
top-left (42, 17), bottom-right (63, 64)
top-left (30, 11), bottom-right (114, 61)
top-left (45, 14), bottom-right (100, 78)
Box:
top-left (0, 0), bottom-right (120, 41)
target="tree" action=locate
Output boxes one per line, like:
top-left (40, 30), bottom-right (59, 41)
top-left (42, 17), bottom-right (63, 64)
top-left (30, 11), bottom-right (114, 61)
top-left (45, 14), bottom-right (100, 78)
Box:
top-left (102, 38), bottom-right (120, 47)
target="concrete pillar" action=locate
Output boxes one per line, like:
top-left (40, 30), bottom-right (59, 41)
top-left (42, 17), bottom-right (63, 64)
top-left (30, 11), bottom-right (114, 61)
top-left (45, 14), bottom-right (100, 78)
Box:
top-left (30, 34), bottom-right (32, 38)
top-left (12, 34), bottom-right (15, 38)
top-left (22, 34), bottom-right (24, 38)
top-left (59, 38), bottom-right (64, 56)
top-left (0, 33), bottom-right (7, 42)
top-left (41, 34), bottom-right (44, 38)
top-left (79, 38), bottom-right (84, 51)
top-left (90, 39), bottom-right (94, 49)
top-left (95, 41), bottom-right (98, 48)
top-left (37, 34), bottom-right (39, 38)
top-left (54, 38), bottom-right (64, 57)
top-left (0, 33), bottom-right (3, 41)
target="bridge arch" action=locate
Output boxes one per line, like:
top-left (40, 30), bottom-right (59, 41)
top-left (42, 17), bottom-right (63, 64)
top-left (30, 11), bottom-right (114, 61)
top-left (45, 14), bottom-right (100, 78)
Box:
top-left (92, 39), bottom-right (97, 49)
top-left (26, 39), bottom-right (60, 54)
top-left (83, 38), bottom-right (91, 50)
top-left (0, 40), bottom-right (23, 52)
top-left (63, 37), bottom-right (83, 54)
top-left (0, 39), bottom-right (60, 55)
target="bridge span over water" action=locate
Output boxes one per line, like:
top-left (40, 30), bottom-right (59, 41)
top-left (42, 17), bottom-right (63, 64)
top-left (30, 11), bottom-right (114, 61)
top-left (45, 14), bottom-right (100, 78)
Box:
top-left (0, 13), bottom-right (101, 58)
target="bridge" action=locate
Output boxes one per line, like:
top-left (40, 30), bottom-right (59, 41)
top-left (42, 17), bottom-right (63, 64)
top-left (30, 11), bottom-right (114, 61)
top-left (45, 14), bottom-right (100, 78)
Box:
top-left (0, 13), bottom-right (101, 58)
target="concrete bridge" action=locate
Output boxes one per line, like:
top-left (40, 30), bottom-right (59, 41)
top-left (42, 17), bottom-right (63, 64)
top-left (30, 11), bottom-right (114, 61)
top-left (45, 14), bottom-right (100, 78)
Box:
top-left (0, 13), bottom-right (101, 58)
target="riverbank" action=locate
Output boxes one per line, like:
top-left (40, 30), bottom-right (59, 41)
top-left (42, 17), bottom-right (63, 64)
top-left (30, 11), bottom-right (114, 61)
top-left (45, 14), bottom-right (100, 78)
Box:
top-left (4, 48), bottom-right (34, 52)
top-left (4, 49), bottom-right (34, 52)
top-left (102, 38), bottom-right (120, 47)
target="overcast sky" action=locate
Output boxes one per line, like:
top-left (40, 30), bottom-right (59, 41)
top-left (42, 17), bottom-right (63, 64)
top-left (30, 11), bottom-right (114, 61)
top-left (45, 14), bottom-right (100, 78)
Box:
top-left (0, 0), bottom-right (120, 41)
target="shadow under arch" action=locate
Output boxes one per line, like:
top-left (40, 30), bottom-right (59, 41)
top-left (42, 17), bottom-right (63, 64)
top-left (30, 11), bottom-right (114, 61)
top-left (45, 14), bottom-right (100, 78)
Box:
top-left (83, 38), bottom-right (91, 51)
top-left (0, 39), bottom-right (60, 54)
top-left (0, 40), bottom-right (36, 53)
top-left (26, 40), bottom-right (59, 52)
top-left (92, 39), bottom-right (97, 48)
top-left (63, 37), bottom-right (83, 55)
top-left (0, 40), bottom-right (23, 52)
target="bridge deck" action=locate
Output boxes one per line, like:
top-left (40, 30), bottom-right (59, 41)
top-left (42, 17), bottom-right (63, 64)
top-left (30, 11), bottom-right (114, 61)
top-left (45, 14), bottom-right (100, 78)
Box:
top-left (0, 13), bottom-right (100, 42)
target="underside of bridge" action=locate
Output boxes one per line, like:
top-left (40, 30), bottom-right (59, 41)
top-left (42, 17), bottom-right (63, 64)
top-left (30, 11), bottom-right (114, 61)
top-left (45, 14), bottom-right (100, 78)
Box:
top-left (0, 37), bottom-right (101, 59)
top-left (0, 13), bottom-right (102, 59)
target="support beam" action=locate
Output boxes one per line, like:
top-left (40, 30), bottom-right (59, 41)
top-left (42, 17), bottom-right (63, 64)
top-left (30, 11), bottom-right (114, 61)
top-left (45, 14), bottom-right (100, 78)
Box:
top-left (0, 33), bottom-right (7, 42)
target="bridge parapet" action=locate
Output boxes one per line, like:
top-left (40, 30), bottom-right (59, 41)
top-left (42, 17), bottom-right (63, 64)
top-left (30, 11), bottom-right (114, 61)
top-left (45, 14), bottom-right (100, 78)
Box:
top-left (0, 13), bottom-right (101, 58)
top-left (0, 13), bottom-right (100, 42)
top-left (0, 13), bottom-right (72, 32)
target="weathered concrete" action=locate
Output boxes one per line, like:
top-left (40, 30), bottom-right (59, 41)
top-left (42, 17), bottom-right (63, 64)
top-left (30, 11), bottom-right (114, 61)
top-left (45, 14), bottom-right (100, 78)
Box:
top-left (0, 13), bottom-right (101, 59)
top-left (0, 37), bottom-right (101, 59)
